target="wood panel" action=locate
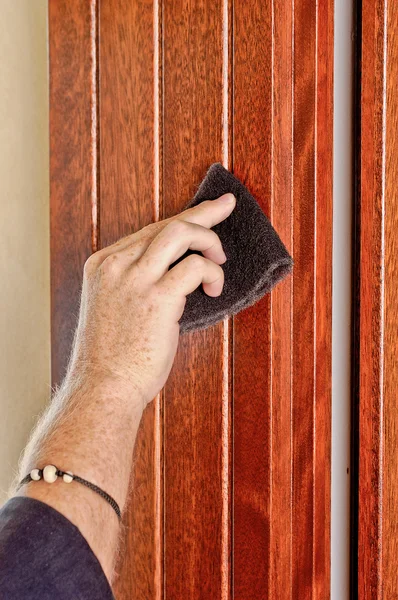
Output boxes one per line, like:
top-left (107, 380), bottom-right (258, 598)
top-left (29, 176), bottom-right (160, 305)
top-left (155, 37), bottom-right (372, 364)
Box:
top-left (233, 1), bottom-right (332, 599)
top-left (49, 0), bottom-right (96, 386)
top-left (357, 0), bottom-right (398, 597)
top-left (162, 1), bottom-right (231, 598)
top-left (233, 2), bottom-right (273, 598)
top-left (313, 0), bottom-right (333, 594)
top-left (270, 0), bottom-right (295, 595)
top-left (49, 0), bottom-right (333, 598)
top-left (98, 1), bottom-right (161, 598)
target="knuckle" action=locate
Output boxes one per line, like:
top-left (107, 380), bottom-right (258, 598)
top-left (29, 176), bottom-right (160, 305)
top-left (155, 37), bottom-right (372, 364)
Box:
top-left (99, 254), bottom-right (122, 277)
top-left (141, 222), bottom-right (156, 235)
top-left (137, 222), bottom-right (160, 244)
top-left (165, 219), bottom-right (189, 237)
top-left (186, 253), bottom-right (205, 270)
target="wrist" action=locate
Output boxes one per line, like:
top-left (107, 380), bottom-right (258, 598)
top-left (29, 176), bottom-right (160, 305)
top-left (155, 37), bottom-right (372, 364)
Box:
top-left (61, 367), bottom-right (148, 411)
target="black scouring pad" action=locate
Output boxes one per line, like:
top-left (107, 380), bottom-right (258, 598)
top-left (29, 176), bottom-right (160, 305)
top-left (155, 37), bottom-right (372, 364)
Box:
top-left (178, 163), bottom-right (293, 333)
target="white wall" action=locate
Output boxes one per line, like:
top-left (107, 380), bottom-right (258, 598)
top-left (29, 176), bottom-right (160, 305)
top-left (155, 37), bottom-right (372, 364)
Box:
top-left (0, 2), bottom-right (50, 501)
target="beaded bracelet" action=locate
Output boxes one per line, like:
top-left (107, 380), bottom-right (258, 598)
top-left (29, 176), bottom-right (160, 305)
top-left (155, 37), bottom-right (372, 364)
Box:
top-left (19, 465), bottom-right (121, 520)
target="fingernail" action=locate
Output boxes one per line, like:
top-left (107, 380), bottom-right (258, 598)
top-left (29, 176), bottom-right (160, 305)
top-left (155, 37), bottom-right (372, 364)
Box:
top-left (218, 193), bottom-right (235, 203)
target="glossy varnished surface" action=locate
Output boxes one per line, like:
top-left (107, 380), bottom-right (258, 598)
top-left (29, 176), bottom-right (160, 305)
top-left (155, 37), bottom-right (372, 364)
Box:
top-left (49, 0), bottom-right (95, 385)
top-left (233, 1), bottom-right (273, 597)
top-left (233, 2), bottom-right (332, 599)
top-left (162, 2), bottom-right (229, 597)
top-left (49, 0), bottom-right (333, 597)
top-left (358, 1), bottom-right (398, 598)
top-left (99, 1), bottom-right (161, 598)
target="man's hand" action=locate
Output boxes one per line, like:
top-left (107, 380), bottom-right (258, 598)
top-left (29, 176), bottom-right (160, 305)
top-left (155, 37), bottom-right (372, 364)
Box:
top-left (67, 193), bottom-right (236, 406)
top-left (14, 192), bottom-right (235, 583)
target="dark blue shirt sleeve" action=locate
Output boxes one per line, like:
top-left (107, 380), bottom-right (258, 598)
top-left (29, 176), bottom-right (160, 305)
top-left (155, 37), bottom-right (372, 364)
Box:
top-left (0, 496), bottom-right (114, 600)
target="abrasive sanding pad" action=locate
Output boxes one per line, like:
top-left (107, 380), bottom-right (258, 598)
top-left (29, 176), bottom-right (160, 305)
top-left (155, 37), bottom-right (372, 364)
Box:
top-left (178, 163), bottom-right (293, 333)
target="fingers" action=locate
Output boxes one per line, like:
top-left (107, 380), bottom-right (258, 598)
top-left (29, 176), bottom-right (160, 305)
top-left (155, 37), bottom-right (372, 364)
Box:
top-left (84, 193), bottom-right (236, 276)
top-left (83, 223), bottom-right (162, 273)
top-left (135, 193), bottom-right (236, 281)
top-left (176, 193), bottom-right (236, 229)
top-left (158, 253), bottom-right (225, 298)
top-left (138, 220), bottom-right (226, 280)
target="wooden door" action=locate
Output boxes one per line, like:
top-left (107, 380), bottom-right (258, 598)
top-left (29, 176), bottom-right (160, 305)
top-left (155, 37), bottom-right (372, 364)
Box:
top-left (49, 1), bottom-right (333, 598)
top-left (355, 0), bottom-right (398, 597)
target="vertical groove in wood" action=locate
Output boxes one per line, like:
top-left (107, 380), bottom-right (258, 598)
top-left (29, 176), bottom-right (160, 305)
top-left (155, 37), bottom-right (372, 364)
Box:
top-left (313, 0), bottom-right (319, 589)
top-left (221, 319), bottom-right (231, 600)
top-left (49, 0), bottom-right (97, 385)
top-left (153, 393), bottom-right (163, 600)
top-left (153, 0), bottom-right (161, 223)
top-left (162, 2), bottom-right (226, 597)
top-left (269, 3), bottom-right (275, 592)
top-left (98, 1), bottom-right (160, 599)
top-left (290, 2), bottom-right (295, 593)
top-left (382, 3), bottom-right (398, 594)
top-left (379, 11), bottom-right (387, 598)
top-left (90, 0), bottom-right (100, 253)
top-left (221, 2), bottom-right (234, 599)
top-left (153, 2), bottom-right (163, 599)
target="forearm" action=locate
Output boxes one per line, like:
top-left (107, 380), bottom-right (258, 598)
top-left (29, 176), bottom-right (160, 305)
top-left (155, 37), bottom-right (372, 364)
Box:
top-left (15, 373), bottom-right (145, 582)
top-left (8, 193), bottom-right (235, 588)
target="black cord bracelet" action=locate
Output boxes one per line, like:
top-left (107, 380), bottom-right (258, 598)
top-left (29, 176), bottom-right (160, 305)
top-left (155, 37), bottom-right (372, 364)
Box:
top-left (19, 465), bottom-right (121, 520)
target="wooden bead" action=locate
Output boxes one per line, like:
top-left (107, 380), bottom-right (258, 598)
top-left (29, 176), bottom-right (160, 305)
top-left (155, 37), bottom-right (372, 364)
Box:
top-left (63, 471), bottom-right (73, 483)
top-left (30, 469), bottom-right (41, 481)
top-left (43, 465), bottom-right (58, 483)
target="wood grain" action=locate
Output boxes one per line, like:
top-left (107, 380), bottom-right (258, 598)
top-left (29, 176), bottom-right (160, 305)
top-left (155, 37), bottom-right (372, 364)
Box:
top-left (98, 1), bottom-right (162, 598)
top-left (162, 1), bottom-right (230, 598)
top-left (270, 0), bottom-right (294, 597)
top-left (233, 1), bottom-right (332, 599)
top-left (233, 2), bottom-right (273, 598)
top-left (49, 0), bottom-right (333, 597)
top-left (292, 0), bottom-right (317, 595)
top-left (383, 3), bottom-right (398, 594)
top-left (49, 0), bottom-right (97, 386)
top-left (313, 0), bottom-right (333, 596)
top-left (358, 1), bottom-right (398, 597)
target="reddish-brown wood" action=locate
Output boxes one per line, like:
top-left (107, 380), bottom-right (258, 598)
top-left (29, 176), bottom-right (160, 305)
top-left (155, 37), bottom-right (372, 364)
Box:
top-left (98, 1), bottom-right (162, 598)
top-left (270, 0), bottom-right (295, 595)
top-left (314, 1), bottom-right (333, 595)
top-left (358, 1), bottom-right (398, 597)
top-left (162, 2), bottom-right (231, 597)
top-left (49, 1), bottom-right (333, 598)
top-left (233, 2), bottom-right (273, 598)
top-left (49, 0), bottom-right (97, 386)
top-left (382, 5), bottom-right (398, 588)
top-left (233, 1), bottom-right (332, 599)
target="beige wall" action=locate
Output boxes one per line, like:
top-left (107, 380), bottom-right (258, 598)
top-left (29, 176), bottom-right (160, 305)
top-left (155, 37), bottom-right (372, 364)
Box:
top-left (0, 2), bottom-right (49, 501)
